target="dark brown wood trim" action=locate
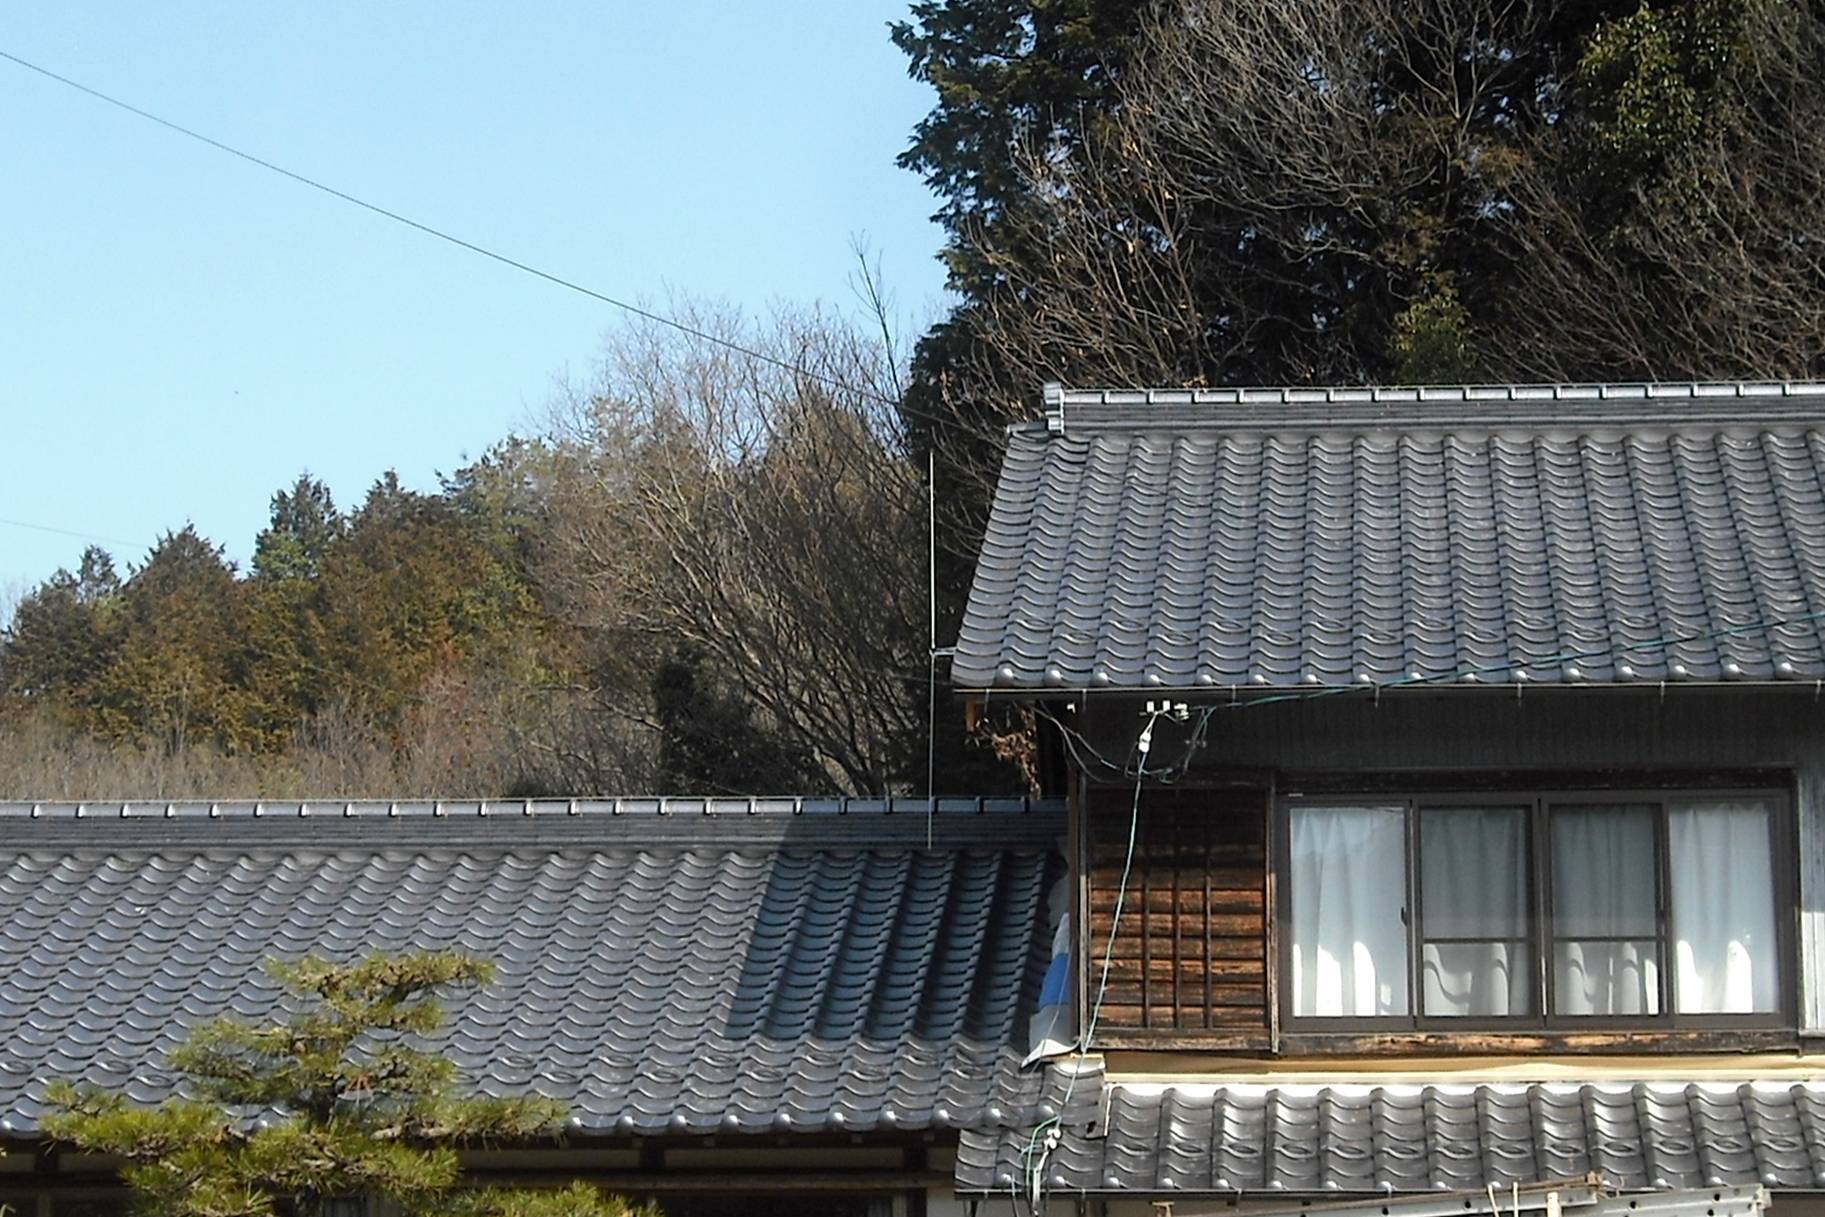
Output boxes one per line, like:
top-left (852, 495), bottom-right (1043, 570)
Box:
top-left (905, 1150), bottom-right (931, 1217)
top-left (1203, 821), bottom-right (1215, 1030)
top-left (1275, 1028), bottom-right (1801, 1055)
top-left (1081, 766), bottom-right (1279, 792)
top-left (1139, 802), bottom-right (1153, 1026)
top-left (1091, 1029), bottom-right (1276, 1052)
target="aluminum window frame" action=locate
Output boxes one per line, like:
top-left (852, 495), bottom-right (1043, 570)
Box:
top-left (1414, 798), bottom-right (1538, 1024)
top-left (1277, 784), bottom-right (1796, 1034)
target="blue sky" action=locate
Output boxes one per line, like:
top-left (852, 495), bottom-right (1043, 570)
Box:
top-left (0, 2), bottom-right (950, 602)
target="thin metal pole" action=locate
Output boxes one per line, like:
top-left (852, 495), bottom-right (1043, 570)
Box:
top-left (927, 446), bottom-right (938, 850)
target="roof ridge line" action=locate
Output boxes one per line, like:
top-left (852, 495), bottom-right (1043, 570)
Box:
top-left (1046, 380), bottom-right (1825, 406)
top-left (0, 795), bottom-right (1059, 821)
top-left (1039, 381), bottom-right (1825, 433)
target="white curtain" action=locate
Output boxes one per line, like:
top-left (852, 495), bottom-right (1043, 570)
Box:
top-left (1419, 807), bottom-right (1532, 1016)
top-left (1290, 805), bottom-right (1408, 1017)
top-left (1551, 806), bottom-right (1660, 1015)
top-left (1423, 941), bottom-right (1531, 1015)
top-left (1554, 940), bottom-right (1660, 1015)
top-left (1670, 800), bottom-right (1777, 1014)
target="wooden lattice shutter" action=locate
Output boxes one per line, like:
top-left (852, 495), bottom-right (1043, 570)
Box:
top-left (1087, 785), bottom-right (1271, 1044)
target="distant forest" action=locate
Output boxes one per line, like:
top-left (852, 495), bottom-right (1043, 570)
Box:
top-left (6, 0), bottom-right (1822, 797)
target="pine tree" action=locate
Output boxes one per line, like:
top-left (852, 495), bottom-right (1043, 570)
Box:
top-left (45, 951), bottom-right (653, 1217)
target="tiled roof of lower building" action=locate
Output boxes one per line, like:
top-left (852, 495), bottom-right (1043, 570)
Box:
top-left (956, 1071), bottom-right (1825, 1195)
top-left (0, 797), bottom-right (1064, 1139)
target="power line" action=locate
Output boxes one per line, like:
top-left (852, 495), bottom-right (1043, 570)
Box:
top-left (0, 47), bottom-right (911, 413)
top-left (0, 516), bottom-right (135, 548)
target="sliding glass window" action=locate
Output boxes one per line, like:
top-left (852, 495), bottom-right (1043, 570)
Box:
top-left (1283, 790), bottom-right (1787, 1029)
top-left (1419, 806), bottom-right (1532, 1018)
top-left (1667, 799), bottom-right (1779, 1015)
top-left (1287, 805), bottom-right (1408, 1018)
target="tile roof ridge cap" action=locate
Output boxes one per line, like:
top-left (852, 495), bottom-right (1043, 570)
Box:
top-left (0, 795), bottom-right (1062, 820)
top-left (1046, 380), bottom-right (1825, 405)
top-left (1036, 381), bottom-right (1825, 433)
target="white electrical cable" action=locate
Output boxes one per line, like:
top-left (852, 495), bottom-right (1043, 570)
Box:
top-left (1018, 707), bottom-right (1164, 1216)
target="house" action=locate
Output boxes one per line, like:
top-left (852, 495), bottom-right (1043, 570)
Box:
top-left (8, 380), bottom-right (1825, 1217)
top-left (0, 796), bottom-right (1066, 1216)
top-left (947, 382), bottom-right (1825, 1213)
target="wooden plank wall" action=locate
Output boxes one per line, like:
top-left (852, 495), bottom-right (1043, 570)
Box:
top-left (1087, 787), bottom-right (1270, 1039)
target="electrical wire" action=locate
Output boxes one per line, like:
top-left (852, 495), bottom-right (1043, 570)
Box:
top-left (1017, 707), bottom-right (1163, 1216)
top-left (1027, 606), bottom-right (1825, 785)
top-left (1008, 606), bottom-right (1825, 1212)
top-left (0, 47), bottom-right (925, 417)
top-left (0, 516), bottom-right (135, 548)
top-left (1011, 606), bottom-right (1825, 1206)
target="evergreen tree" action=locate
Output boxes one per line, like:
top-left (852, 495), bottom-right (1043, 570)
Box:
top-left (1492, 0), bottom-right (1825, 379)
top-left (891, 0), bottom-right (1825, 576)
top-left (314, 471), bottom-right (540, 726)
top-left (890, 0), bottom-right (1143, 283)
top-left (46, 951), bottom-right (651, 1217)
top-left (0, 546), bottom-right (123, 701)
top-left (889, 0), bottom-right (1145, 492)
top-left (253, 475), bottom-right (345, 583)
top-left (86, 527), bottom-right (259, 752)
top-left (651, 646), bottom-right (813, 794)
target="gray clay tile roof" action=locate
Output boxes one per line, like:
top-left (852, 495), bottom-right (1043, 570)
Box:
top-left (956, 1073), bottom-right (1825, 1195)
top-left (953, 382), bottom-right (1825, 693)
top-left (0, 797), bottom-right (1064, 1140)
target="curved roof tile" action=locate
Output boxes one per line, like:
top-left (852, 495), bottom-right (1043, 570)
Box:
top-left (956, 383), bottom-right (1825, 691)
top-left (0, 798), bottom-right (1063, 1139)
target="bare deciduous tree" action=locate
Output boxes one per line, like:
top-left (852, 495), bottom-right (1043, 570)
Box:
top-left (913, 0), bottom-right (1555, 599)
top-left (944, 0), bottom-right (1821, 413)
top-left (537, 303), bottom-right (931, 795)
top-left (1491, 3), bottom-right (1825, 381)
top-left (963, 0), bottom-right (1545, 398)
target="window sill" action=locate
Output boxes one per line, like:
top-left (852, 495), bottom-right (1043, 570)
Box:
top-left (1092, 1029), bottom-right (1275, 1052)
top-left (1276, 1028), bottom-right (1800, 1055)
